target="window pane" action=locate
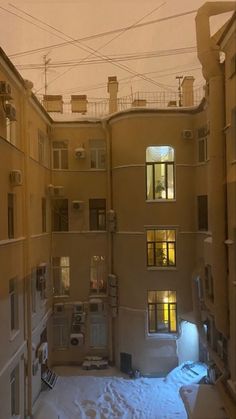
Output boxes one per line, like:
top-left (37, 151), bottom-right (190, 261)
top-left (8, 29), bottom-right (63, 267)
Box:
top-left (154, 163), bottom-right (165, 199)
top-left (169, 304), bottom-right (177, 332)
top-left (147, 243), bottom-right (154, 266)
top-left (147, 230), bottom-right (154, 241)
top-left (146, 164), bottom-right (153, 199)
top-left (61, 150), bottom-right (68, 169)
top-left (167, 164), bottom-right (174, 199)
top-left (148, 304), bottom-right (156, 332)
top-left (157, 303), bottom-right (169, 332)
top-left (155, 242), bottom-right (167, 266)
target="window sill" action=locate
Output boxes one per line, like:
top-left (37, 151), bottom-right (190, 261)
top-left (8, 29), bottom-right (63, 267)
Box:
top-left (146, 199), bottom-right (176, 203)
top-left (146, 333), bottom-right (178, 340)
top-left (147, 266), bottom-right (177, 271)
top-left (9, 329), bottom-right (20, 342)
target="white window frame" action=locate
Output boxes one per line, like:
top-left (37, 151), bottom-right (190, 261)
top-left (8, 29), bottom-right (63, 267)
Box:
top-left (52, 140), bottom-right (68, 170)
top-left (146, 146), bottom-right (175, 201)
top-left (52, 256), bottom-right (70, 297)
top-left (89, 139), bottom-right (106, 169)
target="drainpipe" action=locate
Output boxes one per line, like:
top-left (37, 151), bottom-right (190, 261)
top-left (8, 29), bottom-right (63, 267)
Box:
top-left (102, 119), bottom-right (114, 364)
top-left (195, 2), bottom-right (236, 335)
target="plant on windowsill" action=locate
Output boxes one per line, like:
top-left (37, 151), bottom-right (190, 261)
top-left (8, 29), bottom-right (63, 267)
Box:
top-left (155, 180), bottom-right (165, 199)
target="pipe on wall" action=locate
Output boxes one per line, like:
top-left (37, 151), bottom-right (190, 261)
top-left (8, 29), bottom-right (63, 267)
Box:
top-left (195, 2), bottom-right (236, 335)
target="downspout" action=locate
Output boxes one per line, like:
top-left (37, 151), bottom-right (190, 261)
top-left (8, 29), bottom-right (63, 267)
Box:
top-left (102, 119), bottom-right (114, 364)
top-left (23, 80), bottom-right (33, 417)
top-left (195, 2), bottom-right (236, 335)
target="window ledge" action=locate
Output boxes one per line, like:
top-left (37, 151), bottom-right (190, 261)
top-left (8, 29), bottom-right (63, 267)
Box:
top-left (146, 333), bottom-right (178, 341)
top-left (146, 199), bottom-right (176, 203)
top-left (147, 267), bottom-right (177, 271)
top-left (9, 329), bottom-right (20, 342)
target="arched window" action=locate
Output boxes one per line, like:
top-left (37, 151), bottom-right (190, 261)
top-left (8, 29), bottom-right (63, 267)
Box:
top-left (146, 146), bottom-right (175, 200)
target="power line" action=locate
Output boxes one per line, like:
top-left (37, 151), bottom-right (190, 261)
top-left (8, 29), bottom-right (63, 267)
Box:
top-left (8, 2), bottom-right (174, 93)
top-left (14, 46), bottom-right (197, 70)
top-left (7, 9), bottom-right (198, 59)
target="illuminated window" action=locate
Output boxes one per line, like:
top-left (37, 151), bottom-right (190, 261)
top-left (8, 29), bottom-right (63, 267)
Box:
top-left (89, 139), bottom-right (106, 169)
top-left (89, 199), bottom-right (106, 230)
top-left (148, 291), bottom-right (177, 333)
top-left (146, 146), bottom-right (175, 200)
top-left (52, 257), bottom-right (70, 296)
top-left (90, 256), bottom-right (106, 294)
top-left (147, 229), bottom-right (176, 267)
top-left (52, 141), bottom-right (68, 169)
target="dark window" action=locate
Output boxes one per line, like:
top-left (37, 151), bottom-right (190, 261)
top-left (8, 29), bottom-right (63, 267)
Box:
top-left (205, 264), bottom-right (214, 302)
top-left (8, 193), bottom-right (14, 239)
top-left (89, 199), bottom-right (106, 230)
top-left (198, 137), bottom-right (208, 162)
top-left (42, 197), bottom-right (46, 233)
top-left (230, 54), bottom-right (236, 78)
top-left (148, 291), bottom-right (177, 334)
top-left (197, 195), bottom-right (208, 230)
top-left (52, 199), bottom-right (68, 231)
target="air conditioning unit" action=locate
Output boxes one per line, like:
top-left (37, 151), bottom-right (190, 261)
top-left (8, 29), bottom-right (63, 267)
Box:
top-left (73, 302), bottom-right (84, 313)
top-left (72, 200), bottom-right (84, 210)
top-left (0, 81), bottom-right (12, 98)
top-left (32, 358), bottom-right (39, 376)
top-left (54, 303), bottom-right (65, 314)
top-left (5, 103), bottom-right (17, 121)
top-left (182, 129), bottom-right (193, 139)
top-left (70, 333), bottom-right (84, 346)
top-left (9, 170), bottom-right (23, 186)
top-left (89, 298), bottom-right (104, 313)
top-left (74, 312), bottom-right (86, 323)
top-left (108, 274), bottom-right (117, 287)
top-left (53, 186), bottom-right (64, 197)
top-left (75, 147), bottom-right (86, 159)
top-left (37, 342), bottom-right (48, 364)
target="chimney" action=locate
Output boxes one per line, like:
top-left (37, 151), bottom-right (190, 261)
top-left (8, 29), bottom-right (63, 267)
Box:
top-left (107, 76), bottom-right (118, 114)
top-left (43, 95), bottom-right (63, 113)
top-left (181, 76), bottom-right (195, 107)
top-left (71, 95), bottom-right (88, 113)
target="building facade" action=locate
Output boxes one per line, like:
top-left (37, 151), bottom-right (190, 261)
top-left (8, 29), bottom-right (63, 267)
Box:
top-left (0, 3), bottom-right (235, 418)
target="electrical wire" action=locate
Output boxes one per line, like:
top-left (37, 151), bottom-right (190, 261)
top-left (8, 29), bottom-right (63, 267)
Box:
top-left (7, 2), bottom-right (174, 93)
top-left (7, 8), bottom-right (198, 59)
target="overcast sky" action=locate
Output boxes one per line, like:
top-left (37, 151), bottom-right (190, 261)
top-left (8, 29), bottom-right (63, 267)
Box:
top-left (0, 0), bottom-right (234, 101)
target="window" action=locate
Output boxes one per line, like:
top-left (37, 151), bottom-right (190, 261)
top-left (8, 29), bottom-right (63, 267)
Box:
top-left (90, 256), bottom-right (106, 294)
top-left (52, 141), bottom-right (68, 169)
top-left (8, 193), bottom-right (15, 239)
top-left (53, 316), bottom-right (69, 349)
top-left (205, 264), bottom-right (214, 302)
top-left (197, 125), bottom-right (208, 163)
top-left (10, 366), bottom-right (19, 417)
top-left (38, 130), bottom-right (45, 165)
top-left (89, 199), bottom-right (106, 230)
top-left (52, 257), bottom-right (70, 296)
top-left (42, 197), bottom-right (46, 233)
top-left (197, 195), bottom-right (208, 231)
top-left (89, 139), bottom-right (106, 169)
top-left (52, 199), bottom-right (68, 231)
top-left (146, 146), bottom-right (175, 200)
top-left (31, 268), bottom-right (36, 314)
top-left (6, 119), bottom-right (16, 144)
top-left (230, 54), bottom-right (236, 78)
top-left (148, 291), bottom-right (177, 333)
top-left (147, 229), bottom-right (176, 267)
top-left (9, 278), bottom-right (18, 333)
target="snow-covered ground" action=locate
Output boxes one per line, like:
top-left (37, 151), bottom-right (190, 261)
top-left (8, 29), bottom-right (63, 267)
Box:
top-left (33, 362), bottom-right (207, 419)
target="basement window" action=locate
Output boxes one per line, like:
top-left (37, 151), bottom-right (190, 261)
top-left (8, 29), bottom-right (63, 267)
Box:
top-left (148, 290), bottom-right (177, 334)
